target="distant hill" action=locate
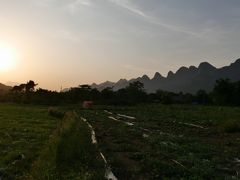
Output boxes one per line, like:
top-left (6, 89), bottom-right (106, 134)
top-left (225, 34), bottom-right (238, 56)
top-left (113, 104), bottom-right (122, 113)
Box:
top-left (92, 59), bottom-right (240, 93)
top-left (0, 83), bottom-right (11, 93)
top-left (5, 81), bottom-right (19, 87)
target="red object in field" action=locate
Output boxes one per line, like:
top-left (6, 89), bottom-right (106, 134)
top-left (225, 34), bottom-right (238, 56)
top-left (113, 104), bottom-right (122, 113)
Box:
top-left (83, 101), bottom-right (93, 109)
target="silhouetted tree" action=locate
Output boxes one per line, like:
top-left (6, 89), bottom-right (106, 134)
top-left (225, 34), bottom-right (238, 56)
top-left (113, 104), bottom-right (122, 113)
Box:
top-left (126, 81), bottom-right (144, 91)
top-left (3, 77), bottom-right (240, 106)
top-left (233, 81), bottom-right (240, 105)
top-left (212, 79), bottom-right (234, 105)
top-left (79, 84), bottom-right (92, 91)
top-left (161, 91), bottom-right (173, 104)
top-left (125, 81), bottom-right (147, 103)
top-left (101, 87), bottom-right (114, 99)
top-left (25, 80), bottom-right (38, 92)
top-left (12, 84), bottom-right (26, 93)
top-left (196, 90), bottom-right (210, 104)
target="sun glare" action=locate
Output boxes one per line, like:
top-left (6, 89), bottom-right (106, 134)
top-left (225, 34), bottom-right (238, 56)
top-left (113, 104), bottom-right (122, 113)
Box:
top-left (0, 43), bottom-right (16, 71)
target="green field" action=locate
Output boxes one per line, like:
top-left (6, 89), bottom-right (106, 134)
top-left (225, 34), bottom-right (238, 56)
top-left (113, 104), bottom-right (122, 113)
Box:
top-left (0, 103), bottom-right (240, 179)
top-left (0, 104), bottom-right (58, 179)
top-left (77, 104), bottom-right (240, 179)
top-left (0, 104), bottom-right (105, 179)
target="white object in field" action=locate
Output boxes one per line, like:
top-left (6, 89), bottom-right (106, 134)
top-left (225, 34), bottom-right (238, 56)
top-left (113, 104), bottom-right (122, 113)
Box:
top-left (108, 116), bottom-right (134, 126)
top-left (179, 122), bottom-right (207, 129)
top-left (105, 167), bottom-right (118, 180)
top-left (139, 127), bottom-right (151, 133)
top-left (100, 152), bottom-right (107, 164)
top-left (143, 133), bottom-right (149, 138)
top-left (100, 152), bottom-right (118, 180)
top-left (117, 114), bottom-right (136, 120)
top-left (12, 154), bottom-right (26, 165)
top-left (125, 122), bottom-right (134, 126)
top-left (89, 125), bottom-right (97, 144)
top-left (234, 158), bottom-right (240, 163)
top-left (171, 159), bottom-right (187, 169)
top-left (104, 110), bottom-right (113, 115)
top-left (108, 116), bottom-right (121, 122)
top-left (158, 131), bottom-right (173, 136)
top-left (81, 117), bottom-right (87, 122)
top-left (81, 117), bottom-right (118, 180)
top-left (81, 117), bottom-right (97, 144)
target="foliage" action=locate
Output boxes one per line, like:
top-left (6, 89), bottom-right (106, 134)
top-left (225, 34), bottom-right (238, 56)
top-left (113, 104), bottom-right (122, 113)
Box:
top-left (1, 79), bottom-right (240, 106)
top-left (196, 89), bottom-right (211, 104)
top-left (12, 80), bottom-right (38, 93)
top-left (212, 78), bottom-right (240, 105)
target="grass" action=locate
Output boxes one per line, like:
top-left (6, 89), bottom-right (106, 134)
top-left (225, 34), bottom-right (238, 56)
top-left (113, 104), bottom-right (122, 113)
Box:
top-left (0, 103), bottom-right (58, 179)
top-left (27, 111), bottom-right (105, 180)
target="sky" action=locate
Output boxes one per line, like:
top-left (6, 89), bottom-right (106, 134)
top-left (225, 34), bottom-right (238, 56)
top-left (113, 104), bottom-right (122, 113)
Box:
top-left (0, 0), bottom-right (240, 90)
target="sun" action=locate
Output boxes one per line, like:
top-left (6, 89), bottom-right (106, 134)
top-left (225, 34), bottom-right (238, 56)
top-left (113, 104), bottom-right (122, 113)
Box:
top-left (0, 43), bottom-right (16, 71)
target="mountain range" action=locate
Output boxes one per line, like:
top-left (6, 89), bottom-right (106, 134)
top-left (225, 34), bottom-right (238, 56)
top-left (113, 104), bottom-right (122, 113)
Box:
top-left (92, 59), bottom-right (240, 93)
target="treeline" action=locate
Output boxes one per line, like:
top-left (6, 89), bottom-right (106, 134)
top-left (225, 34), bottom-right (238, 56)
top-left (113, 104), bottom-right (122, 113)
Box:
top-left (0, 79), bottom-right (240, 106)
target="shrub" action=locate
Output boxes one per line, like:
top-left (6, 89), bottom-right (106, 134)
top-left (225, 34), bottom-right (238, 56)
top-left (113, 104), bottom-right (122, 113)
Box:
top-left (48, 107), bottom-right (65, 119)
top-left (220, 120), bottom-right (240, 133)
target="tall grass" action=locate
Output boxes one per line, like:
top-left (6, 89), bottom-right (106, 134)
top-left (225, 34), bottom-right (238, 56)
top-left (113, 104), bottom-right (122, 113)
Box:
top-left (26, 111), bottom-right (105, 179)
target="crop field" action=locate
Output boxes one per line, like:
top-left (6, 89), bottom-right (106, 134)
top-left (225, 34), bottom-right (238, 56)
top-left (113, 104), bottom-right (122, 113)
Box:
top-left (0, 104), bottom-right (105, 179)
top-left (0, 103), bottom-right (240, 179)
top-left (77, 104), bottom-right (240, 179)
top-left (0, 104), bottom-right (58, 179)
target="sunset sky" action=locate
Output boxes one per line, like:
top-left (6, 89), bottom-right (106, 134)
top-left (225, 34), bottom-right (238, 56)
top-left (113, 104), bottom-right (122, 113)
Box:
top-left (0, 0), bottom-right (240, 90)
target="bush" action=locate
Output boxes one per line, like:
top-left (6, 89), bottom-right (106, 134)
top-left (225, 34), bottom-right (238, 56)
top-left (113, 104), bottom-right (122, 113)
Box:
top-left (220, 120), bottom-right (240, 133)
top-left (48, 107), bottom-right (65, 119)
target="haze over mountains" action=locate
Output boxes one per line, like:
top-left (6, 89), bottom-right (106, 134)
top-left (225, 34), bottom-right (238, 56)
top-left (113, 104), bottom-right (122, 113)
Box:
top-left (92, 59), bottom-right (240, 93)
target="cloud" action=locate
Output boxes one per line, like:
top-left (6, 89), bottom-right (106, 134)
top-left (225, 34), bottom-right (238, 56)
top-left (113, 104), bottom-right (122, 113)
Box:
top-left (108, 0), bottom-right (148, 18)
top-left (52, 29), bottom-right (121, 44)
top-left (108, 0), bottom-right (199, 36)
top-left (78, 0), bottom-right (92, 6)
top-left (68, 0), bottom-right (93, 14)
top-left (71, 0), bottom-right (92, 7)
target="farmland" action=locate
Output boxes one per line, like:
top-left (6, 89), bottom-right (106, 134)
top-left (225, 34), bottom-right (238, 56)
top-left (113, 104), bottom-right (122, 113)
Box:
top-left (0, 104), bottom-right (58, 179)
top-left (0, 104), bottom-right (105, 179)
top-left (77, 104), bottom-right (240, 179)
top-left (0, 103), bottom-right (240, 179)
